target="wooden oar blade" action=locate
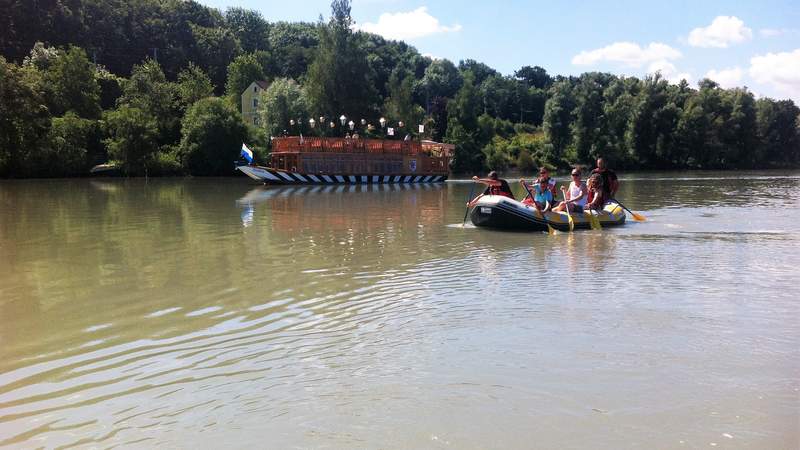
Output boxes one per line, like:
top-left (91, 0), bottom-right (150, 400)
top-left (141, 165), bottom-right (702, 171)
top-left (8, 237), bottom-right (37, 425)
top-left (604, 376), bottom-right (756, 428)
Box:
top-left (568, 214), bottom-right (574, 232)
top-left (632, 212), bottom-right (646, 222)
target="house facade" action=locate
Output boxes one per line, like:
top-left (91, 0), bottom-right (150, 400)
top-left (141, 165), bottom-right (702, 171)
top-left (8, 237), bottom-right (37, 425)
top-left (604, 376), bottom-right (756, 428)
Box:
top-left (241, 80), bottom-right (269, 126)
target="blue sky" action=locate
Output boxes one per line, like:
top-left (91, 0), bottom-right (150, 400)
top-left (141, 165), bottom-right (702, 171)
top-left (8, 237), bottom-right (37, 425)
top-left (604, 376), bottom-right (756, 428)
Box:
top-left (199, 0), bottom-right (800, 102)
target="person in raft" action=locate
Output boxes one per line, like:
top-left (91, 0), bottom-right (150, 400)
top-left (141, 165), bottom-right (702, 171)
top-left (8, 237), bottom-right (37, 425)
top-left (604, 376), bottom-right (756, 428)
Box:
top-left (535, 167), bottom-right (558, 198)
top-left (584, 173), bottom-right (609, 211)
top-left (472, 171), bottom-right (514, 198)
top-left (591, 157), bottom-right (619, 197)
top-left (553, 167), bottom-right (588, 213)
top-left (520, 177), bottom-right (554, 212)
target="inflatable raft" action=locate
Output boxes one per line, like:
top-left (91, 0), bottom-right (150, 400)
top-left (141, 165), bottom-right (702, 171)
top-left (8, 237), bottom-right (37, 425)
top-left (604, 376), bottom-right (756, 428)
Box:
top-left (469, 195), bottom-right (626, 231)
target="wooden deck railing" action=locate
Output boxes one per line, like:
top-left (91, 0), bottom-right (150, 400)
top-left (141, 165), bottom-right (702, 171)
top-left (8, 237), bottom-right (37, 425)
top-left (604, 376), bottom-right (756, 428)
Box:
top-left (272, 137), bottom-right (453, 157)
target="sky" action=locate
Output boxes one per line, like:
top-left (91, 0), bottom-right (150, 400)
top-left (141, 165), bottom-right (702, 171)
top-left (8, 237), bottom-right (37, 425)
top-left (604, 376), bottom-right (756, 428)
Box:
top-left (198, 0), bottom-right (800, 102)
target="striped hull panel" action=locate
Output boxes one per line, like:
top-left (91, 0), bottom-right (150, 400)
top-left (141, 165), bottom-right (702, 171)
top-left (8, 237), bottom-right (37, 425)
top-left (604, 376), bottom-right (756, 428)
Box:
top-left (237, 165), bottom-right (447, 184)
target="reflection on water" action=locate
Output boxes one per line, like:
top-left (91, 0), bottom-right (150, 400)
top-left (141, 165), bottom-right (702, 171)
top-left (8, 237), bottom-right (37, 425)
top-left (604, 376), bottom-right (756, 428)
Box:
top-left (0, 173), bottom-right (798, 449)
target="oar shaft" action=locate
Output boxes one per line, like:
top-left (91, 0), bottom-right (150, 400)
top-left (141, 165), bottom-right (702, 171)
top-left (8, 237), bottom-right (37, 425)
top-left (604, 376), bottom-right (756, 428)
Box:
top-left (462, 182), bottom-right (477, 226)
top-left (612, 198), bottom-right (646, 221)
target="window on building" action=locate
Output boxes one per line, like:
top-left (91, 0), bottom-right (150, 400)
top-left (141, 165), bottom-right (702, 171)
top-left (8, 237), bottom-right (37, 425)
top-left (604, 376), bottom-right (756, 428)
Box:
top-left (253, 117), bottom-right (260, 126)
top-left (253, 98), bottom-right (258, 108)
top-left (254, 86), bottom-right (258, 93)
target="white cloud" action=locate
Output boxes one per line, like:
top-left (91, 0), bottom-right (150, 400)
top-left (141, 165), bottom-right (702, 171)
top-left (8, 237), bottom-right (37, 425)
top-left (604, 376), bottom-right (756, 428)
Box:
top-left (749, 49), bottom-right (800, 102)
top-left (705, 67), bottom-right (744, 88)
top-left (571, 41), bottom-right (682, 68)
top-left (648, 60), bottom-right (692, 85)
top-left (759, 28), bottom-right (799, 37)
top-left (688, 16), bottom-right (752, 48)
top-left (357, 7), bottom-right (462, 41)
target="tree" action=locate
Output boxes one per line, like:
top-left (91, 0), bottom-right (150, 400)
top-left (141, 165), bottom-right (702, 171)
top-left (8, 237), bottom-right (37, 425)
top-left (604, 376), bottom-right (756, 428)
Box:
top-left (268, 22), bottom-right (319, 79)
top-left (515, 65), bottom-right (552, 90)
top-left (480, 75), bottom-right (516, 120)
top-left (446, 74), bottom-right (485, 173)
top-left (118, 59), bottom-right (180, 146)
top-left (180, 97), bottom-right (249, 175)
top-left (305, 0), bottom-right (379, 120)
top-left (104, 106), bottom-right (159, 176)
top-left (756, 98), bottom-right (800, 166)
top-left (191, 24), bottom-right (242, 93)
top-left (416, 58), bottom-right (463, 101)
top-left (458, 59), bottom-right (498, 86)
top-left (722, 88), bottom-right (757, 167)
top-left (627, 73), bottom-right (672, 167)
top-left (384, 70), bottom-right (423, 135)
top-left (542, 81), bottom-right (575, 163)
top-left (224, 7), bottom-right (270, 53)
top-left (225, 52), bottom-right (267, 107)
top-left (0, 57), bottom-right (51, 177)
top-left (176, 63), bottom-right (214, 110)
top-left (22, 42), bottom-right (59, 71)
top-left (39, 113), bottom-right (101, 176)
top-left (41, 46), bottom-right (101, 119)
top-left (260, 78), bottom-right (309, 137)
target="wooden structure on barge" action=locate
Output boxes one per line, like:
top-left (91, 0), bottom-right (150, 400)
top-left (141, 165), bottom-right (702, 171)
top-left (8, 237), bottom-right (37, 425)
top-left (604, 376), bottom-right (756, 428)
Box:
top-left (237, 137), bottom-right (454, 184)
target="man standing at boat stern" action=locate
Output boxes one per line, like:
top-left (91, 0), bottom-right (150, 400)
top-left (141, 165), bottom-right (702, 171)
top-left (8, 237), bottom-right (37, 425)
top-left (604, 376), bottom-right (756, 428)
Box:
top-left (591, 157), bottom-right (619, 197)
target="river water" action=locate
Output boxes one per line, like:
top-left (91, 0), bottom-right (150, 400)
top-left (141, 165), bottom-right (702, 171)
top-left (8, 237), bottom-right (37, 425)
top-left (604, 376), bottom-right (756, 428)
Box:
top-left (0, 172), bottom-right (798, 449)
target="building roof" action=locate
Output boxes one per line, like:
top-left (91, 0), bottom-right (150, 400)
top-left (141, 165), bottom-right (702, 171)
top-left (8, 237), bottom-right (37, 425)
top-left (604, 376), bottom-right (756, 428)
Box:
top-left (254, 80), bottom-right (269, 89)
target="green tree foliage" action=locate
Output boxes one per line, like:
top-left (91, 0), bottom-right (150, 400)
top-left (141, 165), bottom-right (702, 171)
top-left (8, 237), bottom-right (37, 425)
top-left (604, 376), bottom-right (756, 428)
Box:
top-left (176, 63), bottom-right (214, 110)
top-left (459, 59), bottom-right (498, 86)
top-left (570, 73), bottom-right (613, 164)
top-left (43, 46), bottom-right (101, 119)
top-left (96, 66), bottom-right (124, 110)
top-left (362, 35), bottom-right (423, 102)
top-left (179, 97), bottom-right (249, 175)
top-left (224, 7), bottom-right (270, 53)
top-left (190, 24), bottom-right (241, 93)
top-left (260, 78), bottom-right (309, 137)
top-left (756, 99), bottom-right (800, 165)
top-left (416, 58), bottom-right (463, 101)
top-left (446, 74), bottom-right (485, 173)
top-left (118, 59), bottom-right (180, 146)
top-left (22, 42), bottom-right (60, 71)
top-left (305, 0), bottom-right (379, 120)
top-left (721, 88), bottom-right (758, 167)
top-left (515, 65), bottom-right (553, 90)
top-left (40, 113), bottom-right (102, 176)
top-left (104, 106), bottom-right (159, 176)
top-left (384, 70), bottom-right (424, 135)
top-left (543, 81), bottom-right (575, 163)
top-left (626, 73), bottom-right (675, 167)
top-left (597, 77), bottom-right (637, 165)
top-left (0, 57), bottom-right (51, 177)
top-left (225, 52), bottom-right (268, 107)
top-left (268, 22), bottom-right (319, 79)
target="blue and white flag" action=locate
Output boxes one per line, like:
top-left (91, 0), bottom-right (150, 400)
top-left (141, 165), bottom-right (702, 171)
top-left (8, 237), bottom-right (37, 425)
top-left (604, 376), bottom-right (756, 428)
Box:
top-left (240, 143), bottom-right (253, 163)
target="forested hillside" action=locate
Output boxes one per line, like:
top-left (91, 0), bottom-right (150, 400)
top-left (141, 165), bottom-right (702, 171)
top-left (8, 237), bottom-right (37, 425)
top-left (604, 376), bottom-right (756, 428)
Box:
top-left (1, 0), bottom-right (798, 177)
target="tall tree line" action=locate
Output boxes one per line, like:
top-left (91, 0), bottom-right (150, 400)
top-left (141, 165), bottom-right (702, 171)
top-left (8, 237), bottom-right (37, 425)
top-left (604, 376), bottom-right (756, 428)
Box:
top-left (1, 0), bottom-right (798, 178)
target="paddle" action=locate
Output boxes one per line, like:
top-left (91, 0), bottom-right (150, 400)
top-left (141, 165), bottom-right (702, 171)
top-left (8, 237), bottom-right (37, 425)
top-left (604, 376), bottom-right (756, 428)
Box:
top-left (462, 181), bottom-right (477, 227)
top-left (611, 198), bottom-right (646, 222)
top-left (562, 189), bottom-right (575, 232)
top-left (588, 208), bottom-right (602, 230)
top-left (521, 180), bottom-right (556, 234)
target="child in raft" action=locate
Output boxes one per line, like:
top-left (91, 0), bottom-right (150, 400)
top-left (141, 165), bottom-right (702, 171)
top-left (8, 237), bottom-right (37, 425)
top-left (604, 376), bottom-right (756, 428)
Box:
top-left (584, 173), bottom-right (609, 211)
top-left (520, 177), bottom-right (554, 212)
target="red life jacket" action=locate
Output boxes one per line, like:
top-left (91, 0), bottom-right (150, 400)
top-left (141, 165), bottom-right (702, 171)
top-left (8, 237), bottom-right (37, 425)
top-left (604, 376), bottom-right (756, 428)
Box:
top-left (489, 185), bottom-right (512, 197)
